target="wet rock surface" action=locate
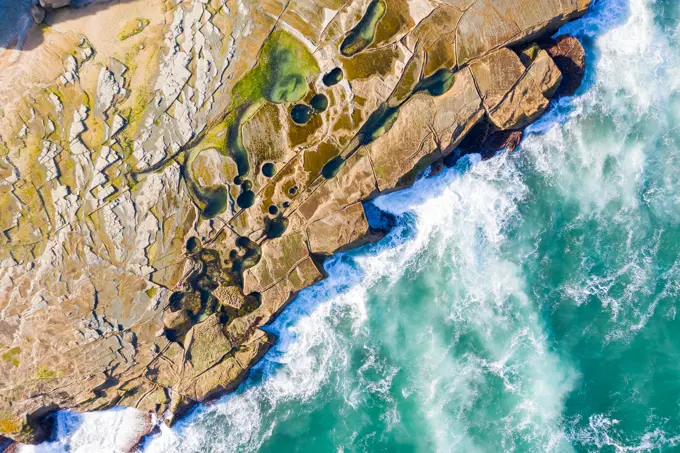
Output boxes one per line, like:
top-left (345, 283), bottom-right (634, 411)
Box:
top-left (0, 0), bottom-right (591, 445)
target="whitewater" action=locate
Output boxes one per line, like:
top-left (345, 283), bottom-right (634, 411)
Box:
top-left (16, 0), bottom-right (680, 451)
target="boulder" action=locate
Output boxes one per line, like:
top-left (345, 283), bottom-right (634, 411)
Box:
top-left (471, 48), bottom-right (553, 130)
top-left (526, 49), bottom-right (563, 99)
top-left (470, 48), bottom-right (527, 113)
top-left (213, 285), bottom-right (245, 310)
top-left (541, 35), bottom-right (587, 96)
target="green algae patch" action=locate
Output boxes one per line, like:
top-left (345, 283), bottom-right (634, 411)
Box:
top-left (0, 416), bottom-right (22, 435)
top-left (372, 0), bottom-right (413, 46)
top-left (230, 30), bottom-right (319, 107)
top-left (186, 177), bottom-right (230, 219)
top-left (191, 29), bottom-right (319, 189)
top-left (1, 347), bottom-right (20, 368)
top-left (196, 185), bottom-right (231, 218)
top-left (340, 0), bottom-right (387, 57)
top-left (127, 29), bottom-right (321, 223)
top-left (134, 30), bottom-right (320, 218)
top-left (36, 366), bottom-right (56, 379)
top-left (518, 43), bottom-right (541, 67)
top-left (118, 18), bottom-right (151, 41)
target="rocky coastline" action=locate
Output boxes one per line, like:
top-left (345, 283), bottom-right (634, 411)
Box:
top-left (0, 0), bottom-right (589, 447)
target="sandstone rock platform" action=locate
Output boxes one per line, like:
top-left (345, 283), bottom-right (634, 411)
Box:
top-left (0, 0), bottom-right (590, 445)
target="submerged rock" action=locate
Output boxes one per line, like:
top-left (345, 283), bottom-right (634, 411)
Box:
top-left (483, 130), bottom-right (524, 157)
top-left (261, 162), bottom-right (276, 178)
top-left (310, 94), bottom-right (328, 112)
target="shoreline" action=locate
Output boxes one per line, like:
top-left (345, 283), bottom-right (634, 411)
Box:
top-left (0, 0), bottom-right (592, 446)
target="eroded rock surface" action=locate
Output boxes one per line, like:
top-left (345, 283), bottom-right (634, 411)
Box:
top-left (0, 0), bottom-right (590, 444)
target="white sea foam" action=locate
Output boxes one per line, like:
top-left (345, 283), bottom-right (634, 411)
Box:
top-left (17, 408), bottom-right (154, 453)
top-left (521, 0), bottom-right (680, 346)
top-left (568, 413), bottom-right (680, 451)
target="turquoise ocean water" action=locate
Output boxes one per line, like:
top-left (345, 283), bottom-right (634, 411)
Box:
top-left (19, 0), bottom-right (680, 451)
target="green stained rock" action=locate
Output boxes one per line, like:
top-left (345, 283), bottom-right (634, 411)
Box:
top-left (231, 30), bottom-right (319, 107)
